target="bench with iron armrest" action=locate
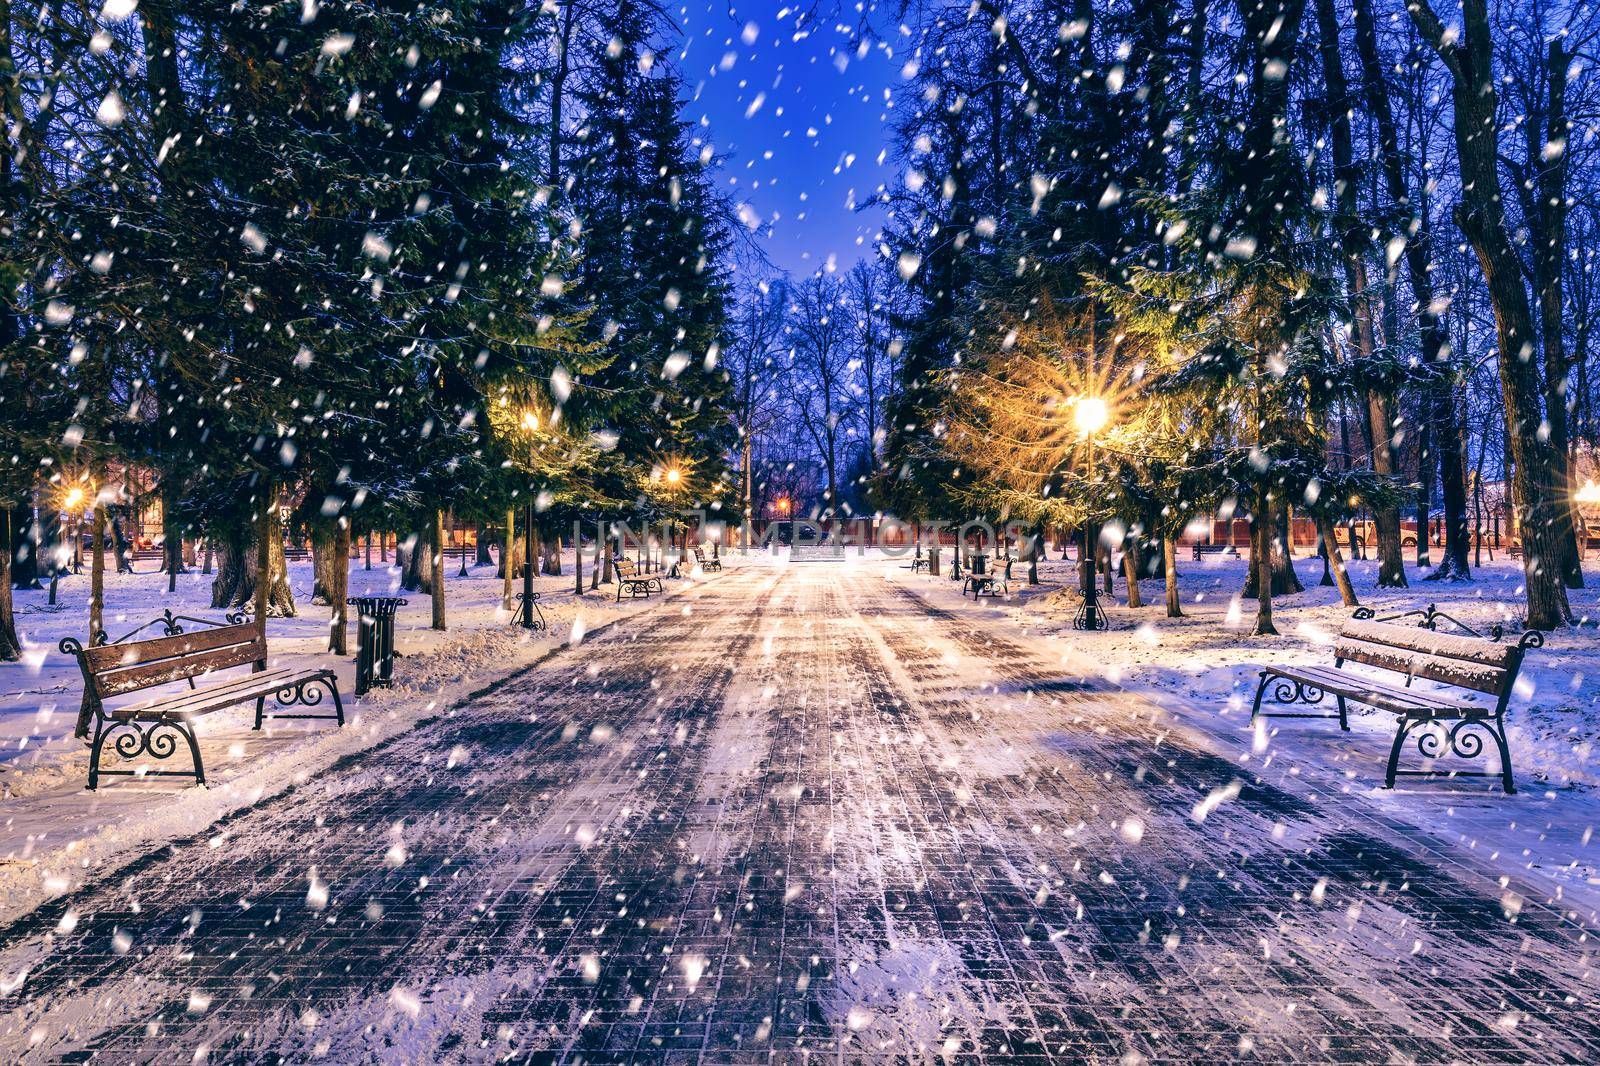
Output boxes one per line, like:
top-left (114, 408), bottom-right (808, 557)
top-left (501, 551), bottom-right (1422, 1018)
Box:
top-left (963, 574), bottom-right (1008, 599)
top-left (962, 555), bottom-right (1007, 599)
top-left (1191, 542), bottom-right (1234, 561)
top-left (1249, 608), bottom-right (1540, 794)
top-left (693, 546), bottom-right (722, 572)
top-left (613, 558), bottom-right (663, 602)
top-left (62, 617), bottom-right (343, 790)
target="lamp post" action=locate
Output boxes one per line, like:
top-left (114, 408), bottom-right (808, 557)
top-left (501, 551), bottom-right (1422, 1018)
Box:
top-left (518, 409), bottom-right (541, 630)
top-left (1072, 395), bottom-right (1111, 632)
top-left (662, 466), bottom-right (684, 575)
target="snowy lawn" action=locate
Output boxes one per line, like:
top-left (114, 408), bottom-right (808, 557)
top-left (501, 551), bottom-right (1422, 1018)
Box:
top-left (877, 546), bottom-right (1600, 912)
top-left (0, 547), bottom-right (755, 924)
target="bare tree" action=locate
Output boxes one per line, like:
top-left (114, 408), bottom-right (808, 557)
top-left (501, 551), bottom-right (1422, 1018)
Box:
top-left (722, 282), bottom-right (791, 525)
top-left (786, 276), bottom-right (859, 516)
top-left (1409, 0), bottom-right (1573, 628)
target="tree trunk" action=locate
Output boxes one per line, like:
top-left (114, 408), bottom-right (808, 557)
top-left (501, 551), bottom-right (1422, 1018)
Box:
top-left (90, 504), bottom-right (106, 641)
top-left (542, 524), bottom-right (561, 576)
top-left (1122, 537), bottom-right (1143, 608)
top-left (501, 507), bottom-right (516, 607)
top-left (10, 500), bottom-right (40, 589)
top-left (1315, 514), bottom-right (1359, 607)
top-left (162, 481), bottom-right (186, 592)
top-left (574, 521), bottom-right (584, 595)
top-left (1417, 419), bottom-right (1433, 570)
top-left (327, 523), bottom-right (350, 655)
top-left (1530, 38), bottom-right (1583, 589)
top-left (1273, 505), bottom-right (1304, 596)
top-left (1252, 496), bottom-right (1277, 636)
top-left (311, 524), bottom-right (340, 606)
top-left (1162, 537), bottom-right (1183, 618)
top-left (399, 527), bottom-right (434, 594)
top-left (430, 509), bottom-right (446, 631)
top-left (0, 508), bottom-right (19, 661)
top-left (259, 504), bottom-right (295, 617)
top-left (1316, 0), bottom-right (1406, 590)
top-left (1409, 0), bottom-right (1571, 628)
top-left (211, 529), bottom-right (247, 609)
top-left (476, 525), bottom-right (494, 568)
top-left (212, 510), bottom-right (295, 616)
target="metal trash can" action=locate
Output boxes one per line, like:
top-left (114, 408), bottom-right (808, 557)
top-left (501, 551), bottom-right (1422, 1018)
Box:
top-left (347, 596), bottom-right (407, 696)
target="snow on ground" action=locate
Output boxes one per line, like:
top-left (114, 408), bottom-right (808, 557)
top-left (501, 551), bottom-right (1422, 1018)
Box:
top-left (873, 544), bottom-right (1600, 915)
top-left (925, 548), bottom-right (1599, 784)
top-left (0, 546), bottom-right (755, 925)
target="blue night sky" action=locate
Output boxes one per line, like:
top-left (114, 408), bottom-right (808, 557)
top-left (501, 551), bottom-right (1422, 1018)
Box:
top-left (673, 2), bottom-right (902, 278)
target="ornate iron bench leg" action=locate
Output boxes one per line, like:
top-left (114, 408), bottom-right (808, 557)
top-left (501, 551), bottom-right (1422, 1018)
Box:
top-left (253, 695), bottom-right (267, 730)
top-left (1384, 717), bottom-right (1415, 789)
top-left (179, 718), bottom-right (206, 787)
top-left (1489, 716), bottom-right (1516, 795)
top-left (1335, 693), bottom-right (1350, 732)
top-left (327, 678), bottom-right (346, 728)
top-left (87, 714), bottom-right (109, 791)
top-left (1249, 671), bottom-right (1272, 722)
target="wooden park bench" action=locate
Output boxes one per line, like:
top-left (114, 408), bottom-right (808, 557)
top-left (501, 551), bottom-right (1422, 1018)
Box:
top-left (962, 555), bottom-right (1007, 600)
top-left (1191, 542), bottom-right (1233, 561)
top-left (1249, 608), bottom-right (1541, 794)
top-left (614, 558), bottom-right (663, 602)
top-left (693, 546), bottom-right (722, 572)
top-left (61, 613), bottom-right (344, 790)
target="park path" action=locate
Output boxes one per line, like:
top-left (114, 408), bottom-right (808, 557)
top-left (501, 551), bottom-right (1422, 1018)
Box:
top-left (1, 564), bottom-right (1597, 1063)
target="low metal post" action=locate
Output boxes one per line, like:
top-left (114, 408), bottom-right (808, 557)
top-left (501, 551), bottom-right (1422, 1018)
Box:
top-left (522, 502), bottom-right (536, 629)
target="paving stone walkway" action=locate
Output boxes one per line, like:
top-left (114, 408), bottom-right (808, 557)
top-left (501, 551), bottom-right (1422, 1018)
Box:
top-left (2, 565), bottom-right (1597, 1063)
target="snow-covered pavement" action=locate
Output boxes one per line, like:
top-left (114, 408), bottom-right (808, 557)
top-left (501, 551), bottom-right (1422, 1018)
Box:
top-left (2, 563), bottom-right (1598, 1061)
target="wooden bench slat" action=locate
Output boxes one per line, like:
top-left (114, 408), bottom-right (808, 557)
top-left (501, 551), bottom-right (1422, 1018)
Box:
top-left (83, 623), bottom-right (261, 671)
top-left (96, 642), bottom-right (268, 698)
top-left (1334, 641), bottom-right (1507, 695)
top-left (1341, 619), bottom-right (1516, 668)
top-left (1268, 664), bottom-right (1476, 714)
top-left (105, 668), bottom-right (313, 720)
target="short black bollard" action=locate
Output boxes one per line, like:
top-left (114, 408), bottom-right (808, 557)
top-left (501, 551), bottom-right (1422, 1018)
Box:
top-left (347, 596), bottom-right (407, 696)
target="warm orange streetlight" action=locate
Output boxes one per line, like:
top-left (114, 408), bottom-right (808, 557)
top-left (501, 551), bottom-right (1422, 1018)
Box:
top-left (1070, 393), bottom-right (1112, 632)
top-left (1073, 395), bottom-right (1110, 438)
top-left (665, 467), bottom-right (682, 485)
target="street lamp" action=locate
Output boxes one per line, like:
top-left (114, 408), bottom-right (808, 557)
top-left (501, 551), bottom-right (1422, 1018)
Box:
top-left (1072, 394), bottom-right (1112, 632)
top-left (519, 408), bottom-right (540, 630)
top-left (1074, 396), bottom-right (1110, 437)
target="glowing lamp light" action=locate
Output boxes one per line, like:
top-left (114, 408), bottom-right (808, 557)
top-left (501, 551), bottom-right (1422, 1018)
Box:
top-left (1576, 479), bottom-right (1600, 504)
top-left (1073, 395), bottom-right (1110, 437)
top-left (665, 468), bottom-right (682, 485)
top-left (520, 409), bottom-right (540, 432)
top-left (63, 487), bottom-right (86, 509)
top-left (775, 497), bottom-right (791, 514)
